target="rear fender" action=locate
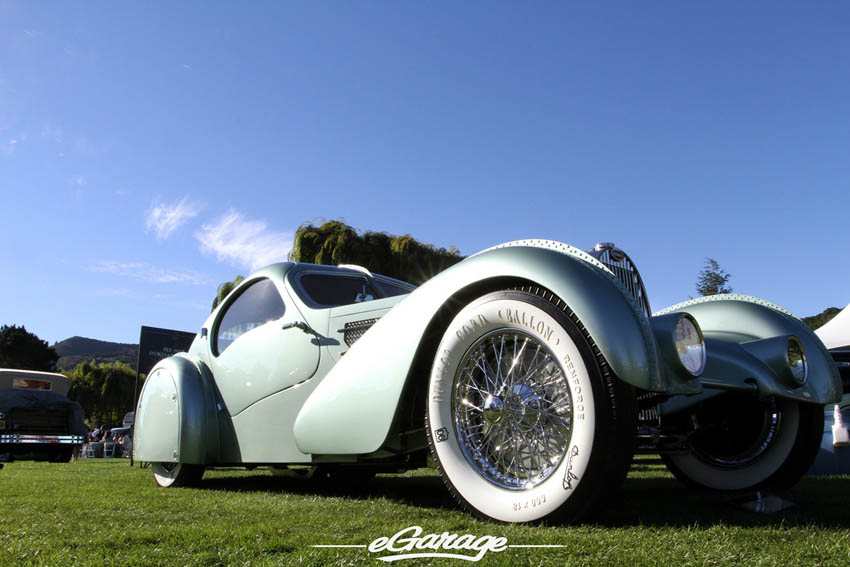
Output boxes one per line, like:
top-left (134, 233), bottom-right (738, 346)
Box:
top-left (134, 353), bottom-right (219, 465)
top-left (294, 243), bottom-right (664, 455)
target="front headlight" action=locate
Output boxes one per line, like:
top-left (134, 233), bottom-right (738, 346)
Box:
top-left (786, 337), bottom-right (807, 385)
top-left (675, 314), bottom-right (706, 376)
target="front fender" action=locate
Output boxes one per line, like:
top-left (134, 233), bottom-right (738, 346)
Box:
top-left (656, 295), bottom-right (842, 407)
top-left (294, 243), bottom-right (664, 455)
top-left (134, 354), bottom-right (219, 465)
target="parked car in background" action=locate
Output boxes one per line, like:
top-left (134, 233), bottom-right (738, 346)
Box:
top-left (0, 369), bottom-right (87, 463)
top-left (134, 240), bottom-right (842, 523)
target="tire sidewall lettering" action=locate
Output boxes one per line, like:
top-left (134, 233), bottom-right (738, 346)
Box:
top-left (428, 297), bottom-right (597, 523)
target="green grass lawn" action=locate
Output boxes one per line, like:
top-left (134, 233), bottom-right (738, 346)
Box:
top-left (0, 457), bottom-right (848, 566)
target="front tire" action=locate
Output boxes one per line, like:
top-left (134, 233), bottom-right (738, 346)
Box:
top-left (152, 462), bottom-right (205, 487)
top-left (662, 395), bottom-right (824, 491)
top-left (426, 289), bottom-right (636, 523)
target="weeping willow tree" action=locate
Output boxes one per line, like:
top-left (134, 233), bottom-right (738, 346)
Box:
top-left (211, 275), bottom-right (245, 311)
top-left (289, 221), bottom-right (463, 285)
top-left (65, 361), bottom-right (139, 427)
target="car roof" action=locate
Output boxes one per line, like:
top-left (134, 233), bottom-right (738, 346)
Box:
top-left (0, 369), bottom-right (71, 397)
top-left (256, 261), bottom-right (410, 283)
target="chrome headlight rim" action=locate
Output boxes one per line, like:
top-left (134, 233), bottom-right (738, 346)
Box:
top-left (675, 314), bottom-right (706, 377)
top-left (786, 336), bottom-right (808, 386)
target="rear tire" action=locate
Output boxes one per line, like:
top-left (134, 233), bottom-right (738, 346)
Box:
top-left (152, 462), bottom-right (205, 487)
top-left (426, 289), bottom-right (636, 523)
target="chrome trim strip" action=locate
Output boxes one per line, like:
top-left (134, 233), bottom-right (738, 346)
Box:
top-left (337, 322), bottom-right (377, 333)
top-left (699, 380), bottom-right (758, 393)
top-left (337, 263), bottom-right (373, 276)
top-left (1, 434), bottom-right (85, 445)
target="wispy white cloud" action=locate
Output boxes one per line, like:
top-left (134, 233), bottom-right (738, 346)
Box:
top-left (146, 196), bottom-right (200, 240)
top-left (95, 287), bottom-right (135, 298)
top-left (41, 123), bottom-right (63, 143)
top-left (2, 139), bottom-right (18, 156)
top-left (91, 261), bottom-right (212, 286)
top-left (195, 210), bottom-right (293, 271)
top-left (151, 293), bottom-right (209, 312)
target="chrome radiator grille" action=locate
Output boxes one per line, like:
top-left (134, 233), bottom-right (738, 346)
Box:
top-left (593, 245), bottom-right (651, 316)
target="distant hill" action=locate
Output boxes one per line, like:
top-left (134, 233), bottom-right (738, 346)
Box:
top-left (53, 336), bottom-right (139, 371)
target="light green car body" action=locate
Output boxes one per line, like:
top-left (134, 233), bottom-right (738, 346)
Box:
top-left (134, 240), bottom-right (842, 467)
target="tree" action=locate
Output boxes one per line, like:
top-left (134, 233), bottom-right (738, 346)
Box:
top-left (65, 361), bottom-right (139, 427)
top-left (696, 258), bottom-right (733, 296)
top-left (802, 307), bottom-right (841, 331)
top-left (289, 220), bottom-right (463, 285)
top-left (211, 275), bottom-right (245, 312)
top-left (0, 324), bottom-right (59, 371)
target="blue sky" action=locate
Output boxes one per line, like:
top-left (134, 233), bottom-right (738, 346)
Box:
top-left (1, 2), bottom-right (848, 345)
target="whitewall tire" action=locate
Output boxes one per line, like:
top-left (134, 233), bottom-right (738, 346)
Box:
top-left (426, 289), bottom-right (636, 523)
top-left (663, 395), bottom-right (824, 491)
top-left (152, 462), bottom-right (205, 487)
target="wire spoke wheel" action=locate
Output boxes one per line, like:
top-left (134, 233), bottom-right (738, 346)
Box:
top-left (453, 330), bottom-right (573, 489)
top-left (426, 289), bottom-right (637, 523)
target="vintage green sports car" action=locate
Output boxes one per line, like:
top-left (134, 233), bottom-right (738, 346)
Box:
top-left (134, 240), bottom-right (842, 523)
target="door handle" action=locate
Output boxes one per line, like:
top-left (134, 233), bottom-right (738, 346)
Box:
top-left (282, 321), bottom-right (312, 333)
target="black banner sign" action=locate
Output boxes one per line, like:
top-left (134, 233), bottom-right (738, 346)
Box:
top-left (137, 326), bottom-right (197, 377)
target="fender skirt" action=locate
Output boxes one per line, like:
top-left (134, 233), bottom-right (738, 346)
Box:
top-left (134, 354), bottom-right (219, 465)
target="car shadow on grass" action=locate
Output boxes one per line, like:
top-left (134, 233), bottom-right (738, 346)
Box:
top-left (195, 464), bottom-right (850, 528)
top-left (597, 474), bottom-right (850, 529)
top-left (197, 469), bottom-right (460, 512)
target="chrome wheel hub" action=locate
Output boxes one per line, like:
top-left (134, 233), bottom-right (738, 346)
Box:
top-left (453, 329), bottom-right (574, 490)
top-left (507, 384), bottom-right (542, 428)
top-left (483, 395), bottom-right (505, 426)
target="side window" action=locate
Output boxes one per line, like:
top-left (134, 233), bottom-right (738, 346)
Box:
top-left (215, 279), bottom-right (285, 355)
top-left (374, 277), bottom-right (415, 298)
top-left (298, 274), bottom-right (379, 308)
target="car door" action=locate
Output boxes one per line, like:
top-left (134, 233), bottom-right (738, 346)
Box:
top-left (207, 277), bottom-right (320, 416)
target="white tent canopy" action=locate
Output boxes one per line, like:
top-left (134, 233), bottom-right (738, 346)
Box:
top-left (815, 304), bottom-right (850, 350)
